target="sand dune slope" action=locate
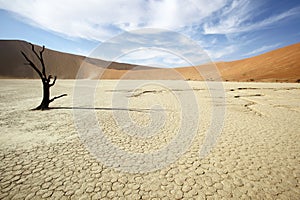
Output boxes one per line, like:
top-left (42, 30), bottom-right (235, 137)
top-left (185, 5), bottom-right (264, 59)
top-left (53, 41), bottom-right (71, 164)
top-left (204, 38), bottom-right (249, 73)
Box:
top-left (216, 43), bottom-right (300, 82)
top-left (0, 40), bottom-right (153, 79)
top-left (0, 40), bottom-right (299, 82)
top-left (0, 40), bottom-right (84, 78)
top-left (175, 43), bottom-right (300, 82)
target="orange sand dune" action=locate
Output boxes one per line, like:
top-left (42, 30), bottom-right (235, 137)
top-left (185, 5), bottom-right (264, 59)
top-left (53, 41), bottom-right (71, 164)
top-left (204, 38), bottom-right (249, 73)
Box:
top-left (215, 43), bottom-right (300, 82)
top-left (175, 43), bottom-right (300, 82)
top-left (0, 40), bottom-right (299, 82)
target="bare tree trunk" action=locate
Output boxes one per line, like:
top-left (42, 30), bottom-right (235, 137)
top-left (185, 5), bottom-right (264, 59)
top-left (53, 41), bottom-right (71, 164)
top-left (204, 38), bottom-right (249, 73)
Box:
top-left (21, 43), bottom-right (67, 110)
top-left (35, 83), bottom-right (50, 110)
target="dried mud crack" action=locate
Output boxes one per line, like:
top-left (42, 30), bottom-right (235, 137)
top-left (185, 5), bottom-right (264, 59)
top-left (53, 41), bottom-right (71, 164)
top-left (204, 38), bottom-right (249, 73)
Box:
top-left (0, 80), bottom-right (299, 199)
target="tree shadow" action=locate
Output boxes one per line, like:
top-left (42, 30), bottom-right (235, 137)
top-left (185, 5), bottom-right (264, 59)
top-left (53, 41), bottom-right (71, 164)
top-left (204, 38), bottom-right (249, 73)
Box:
top-left (49, 106), bottom-right (168, 112)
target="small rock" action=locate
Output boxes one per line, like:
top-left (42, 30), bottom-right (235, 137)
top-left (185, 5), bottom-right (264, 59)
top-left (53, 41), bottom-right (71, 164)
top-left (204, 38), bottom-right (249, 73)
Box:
top-left (233, 178), bottom-right (244, 187)
top-left (174, 190), bottom-right (183, 199)
top-left (45, 176), bottom-right (53, 182)
top-left (195, 168), bottom-right (205, 175)
top-left (204, 186), bottom-right (216, 196)
top-left (11, 192), bottom-right (27, 200)
top-left (186, 177), bottom-right (196, 186)
top-left (182, 184), bottom-right (192, 192)
top-left (214, 182), bottom-right (223, 190)
top-left (12, 165), bottom-right (22, 171)
top-left (41, 182), bottom-right (51, 189)
top-left (41, 190), bottom-right (53, 198)
top-left (174, 177), bottom-right (185, 186)
top-left (51, 191), bottom-right (64, 199)
top-left (91, 193), bottom-right (102, 200)
top-left (24, 193), bottom-right (35, 200)
top-left (65, 190), bottom-right (75, 196)
top-left (86, 186), bottom-right (94, 193)
top-left (204, 177), bottom-right (214, 187)
top-left (112, 182), bottom-right (124, 191)
top-left (11, 175), bottom-right (21, 182)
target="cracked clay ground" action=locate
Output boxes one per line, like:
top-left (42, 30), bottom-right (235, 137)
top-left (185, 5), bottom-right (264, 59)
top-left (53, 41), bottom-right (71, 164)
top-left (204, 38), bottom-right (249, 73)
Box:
top-left (0, 80), bottom-right (299, 199)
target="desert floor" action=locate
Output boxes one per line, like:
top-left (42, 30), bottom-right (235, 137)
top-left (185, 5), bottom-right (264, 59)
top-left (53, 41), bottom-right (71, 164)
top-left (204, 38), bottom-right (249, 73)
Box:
top-left (0, 79), bottom-right (299, 199)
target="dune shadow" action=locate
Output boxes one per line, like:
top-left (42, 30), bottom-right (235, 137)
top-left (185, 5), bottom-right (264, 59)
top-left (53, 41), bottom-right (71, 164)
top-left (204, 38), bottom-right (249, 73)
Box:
top-left (49, 106), bottom-right (168, 112)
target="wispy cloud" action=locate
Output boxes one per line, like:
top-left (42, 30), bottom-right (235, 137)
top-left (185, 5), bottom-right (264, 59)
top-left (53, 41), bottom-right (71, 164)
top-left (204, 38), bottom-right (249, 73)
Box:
top-left (0, 0), bottom-right (299, 65)
top-left (0, 0), bottom-right (226, 41)
top-left (119, 50), bottom-right (188, 68)
top-left (243, 43), bottom-right (281, 57)
top-left (203, 1), bottom-right (300, 35)
top-left (89, 30), bottom-right (211, 67)
top-left (205, 45), bottom-right (237, 59)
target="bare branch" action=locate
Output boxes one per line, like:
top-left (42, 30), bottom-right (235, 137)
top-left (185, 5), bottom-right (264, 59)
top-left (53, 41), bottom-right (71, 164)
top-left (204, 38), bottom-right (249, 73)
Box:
top-left (40, 45), bottom-right (46, 77)
top-left (29, 43), bottom-right (41, 60)
top-left (50, 76), bottom-right (57, 87)
top-left (30, 43), bottom-right (40, 58)
top-left (28, 43), bottom-right (46, 78)
top-left (49, 94), bottom-right (67, 103)
top-left (30, 43), bottom-right (38, 56)
top-left (21, 51), bottom-right (44, 80)
top-left (21, 42), bottom-right (66, 110)
top-left (40, 45), bottom-right (45, 53)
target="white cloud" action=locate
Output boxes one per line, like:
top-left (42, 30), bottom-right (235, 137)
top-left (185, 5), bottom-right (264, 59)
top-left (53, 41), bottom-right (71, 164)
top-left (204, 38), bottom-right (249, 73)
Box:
top-left (1, 0), bottom-right (299, 64)
top-left (243, 43), bottom-right (281, 57)
top-left (91, 30), bottom-right (211, 67)
top-left (203, 1), bottom-right (300, 35)
top-left (205, 45), bottom-right (237, 60)
top-left (0, 0), bottom-right (227, 41)
top-left (119, 50), bottom-right (188, 68)
top-left (121, 48), bottom-right (168, 61)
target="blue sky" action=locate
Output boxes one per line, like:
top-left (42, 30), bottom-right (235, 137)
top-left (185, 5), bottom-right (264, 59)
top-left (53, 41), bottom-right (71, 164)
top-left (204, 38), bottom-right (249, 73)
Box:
top-left (0, 0), bottom-right (299, 67)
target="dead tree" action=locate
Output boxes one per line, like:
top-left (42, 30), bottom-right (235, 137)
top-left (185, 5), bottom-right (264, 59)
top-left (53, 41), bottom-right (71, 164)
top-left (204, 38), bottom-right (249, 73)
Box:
top-left (21, 43), bottom-right (67, 110)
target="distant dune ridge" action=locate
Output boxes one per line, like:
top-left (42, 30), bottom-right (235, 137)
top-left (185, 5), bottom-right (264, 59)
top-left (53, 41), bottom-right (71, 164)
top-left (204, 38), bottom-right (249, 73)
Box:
top-left (0, 40), bottom-right (299, 82)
